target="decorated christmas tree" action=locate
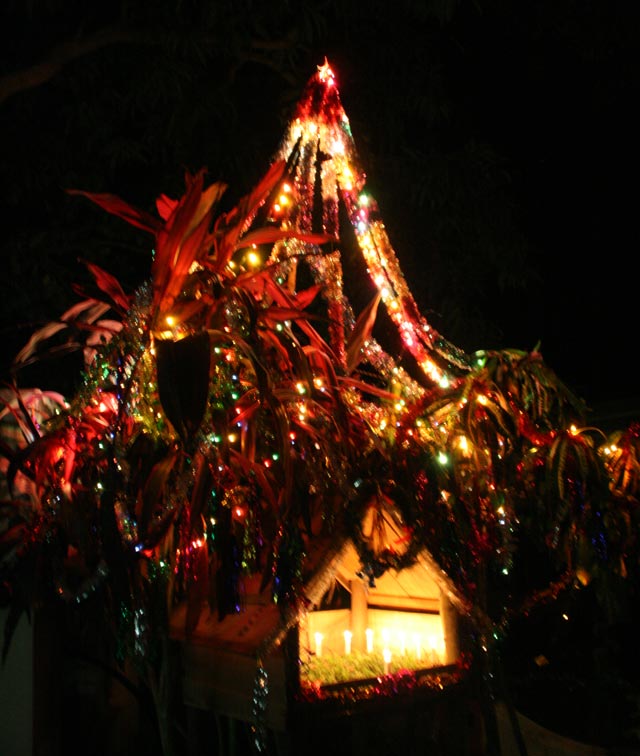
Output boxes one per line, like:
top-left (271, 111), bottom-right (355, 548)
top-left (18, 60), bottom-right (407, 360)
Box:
top-left (1, 60), bottom-right (639, 755)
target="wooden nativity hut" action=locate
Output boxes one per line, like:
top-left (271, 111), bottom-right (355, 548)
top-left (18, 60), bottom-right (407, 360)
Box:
top-left (171, 505), bottom-right (472, 756)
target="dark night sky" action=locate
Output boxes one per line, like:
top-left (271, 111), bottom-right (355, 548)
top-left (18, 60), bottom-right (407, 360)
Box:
top-left (452, 4), bottom-right (640, 411)
top-left (1, 1), bottom-right (638, 418)
top-left (363, 2), bottom-right (640, 412)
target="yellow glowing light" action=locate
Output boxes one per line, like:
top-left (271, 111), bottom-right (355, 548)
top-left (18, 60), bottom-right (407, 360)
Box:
top-left (317, 59), bottom-right (335, 82)
top-left (296, 382), bottom-right (306, 394)
top-left (246, 250), bottom-right (261, 267)
top-left (383, 648), bottom-right (391, 674)
top-left (477, 394), bottom-right (488, 405)
top-left (227, 433), bottom-right (237, 443)
top-left (165, 315), bottom-right (176, 327)
top-left (366, 628), bottom-right (374, 653)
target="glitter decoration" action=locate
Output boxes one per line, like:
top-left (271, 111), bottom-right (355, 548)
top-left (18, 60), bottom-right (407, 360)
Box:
top-left (251, 663), bottom-right (269, 753)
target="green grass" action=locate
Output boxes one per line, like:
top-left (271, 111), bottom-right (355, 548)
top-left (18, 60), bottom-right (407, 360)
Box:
top-left (301, 650), bottom-right (432, 685)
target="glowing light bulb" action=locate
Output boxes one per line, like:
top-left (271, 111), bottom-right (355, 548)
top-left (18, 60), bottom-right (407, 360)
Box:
top-left (246, 250), bottom-right (260, 267)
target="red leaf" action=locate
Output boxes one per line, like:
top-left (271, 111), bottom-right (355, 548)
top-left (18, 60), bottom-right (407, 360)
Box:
top-left (259, 306), bottom-right (320, 324)
top-left (137, 448), bottom-right (180, 535)
top-left (185, 544), bottom-right (209, 636)
top-left (214, 161), bottom-right (287, 263)
top-left (156, 193), bottom-right (177, 221)
top-left (83, 260), bottom-right (131, 313)
top-left (229, 449), bottom-right (277, 508)
top-left (346, 293), bottom-right (381, 374)
top-left (152, 173), bottom-right (226, 318)
top-left (293, 285), bottom-right (322, 311)
top-left (236, 227), bottom-right (334, 251)
top-left (67, 189), bottom-right (162, 235)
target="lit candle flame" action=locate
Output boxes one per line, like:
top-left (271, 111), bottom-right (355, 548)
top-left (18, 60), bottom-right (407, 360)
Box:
top-left (365, 628), bottom-right (374, 653)
top-left (383, 648), bottom-right (391, 675)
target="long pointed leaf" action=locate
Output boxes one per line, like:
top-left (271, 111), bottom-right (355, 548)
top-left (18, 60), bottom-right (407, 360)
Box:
top-left (67, 189), bottom-right (162, 235)
top-left (346, 292), bottom-right (381, 374)
top-left (155, 332), bottom-right (211, 444)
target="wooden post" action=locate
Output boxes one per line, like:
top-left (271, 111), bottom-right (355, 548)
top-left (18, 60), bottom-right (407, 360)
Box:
top-left (439, 589), bottom-right (460, 664)
top-left (350, 579), bottom-right (368, 653)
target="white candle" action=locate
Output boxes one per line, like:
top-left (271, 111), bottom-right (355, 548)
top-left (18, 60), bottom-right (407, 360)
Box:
top-left (314, 632), bottom-right (323, 657)
top-left (413, 633), bottom-right (421, 660)
top-left (343, 629), bottom-right (352, 655)
top-left (365, 628), bottom-right (374, 653)
top-left (383, 648), bottom-right (391, 675)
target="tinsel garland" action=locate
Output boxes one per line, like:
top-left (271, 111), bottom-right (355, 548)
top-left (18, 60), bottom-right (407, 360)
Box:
top-left (297, 657), bottom-right (470, 709)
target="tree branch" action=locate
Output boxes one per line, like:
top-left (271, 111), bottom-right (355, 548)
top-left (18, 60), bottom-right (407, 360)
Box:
top-left (0, 26), bottom-right (144, 106)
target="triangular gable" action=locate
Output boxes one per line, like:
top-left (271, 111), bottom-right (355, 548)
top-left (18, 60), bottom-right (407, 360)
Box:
top-left (265, 60), bottom-right (471, 393)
